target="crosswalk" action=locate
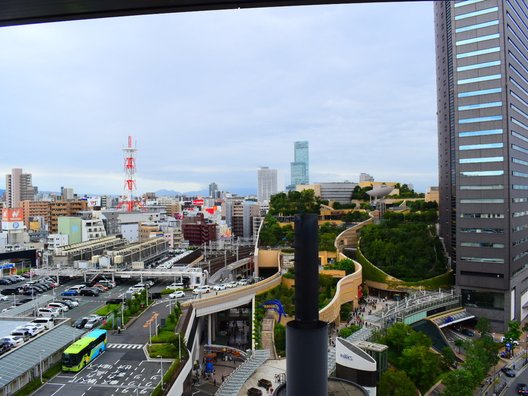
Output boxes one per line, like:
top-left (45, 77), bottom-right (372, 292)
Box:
top-left (107, 343), bottom-right (144, 350)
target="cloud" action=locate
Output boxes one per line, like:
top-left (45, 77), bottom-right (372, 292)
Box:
top-left (0, 2), bottom-right (437, 195)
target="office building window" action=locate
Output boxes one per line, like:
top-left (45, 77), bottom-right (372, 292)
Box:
top-left (460, 199), bottom-right (504, 203)
top-left (459, 129), bottom-right (503, 137)
top-left (455, 0), bottom-right (485, 8)
top-left (460, 213), bottom-right (504, 218)
top-left (459, 115), bottom-right (503, 124)
top-left (460, 257), bottom-right (504, 263)
top-left (460, 185), bottom-right (503, 190)
top-left (455, 7), bottom-right (498, 20)
top-left (512, 144), bottom-right (528, 155)
top-left (461, 228), bottom-right (504, 234)
top-left (513, 210), bottom-right (528, 218)
top-left (457, 74), bottom-right (502, 85)
top-left (459, 156), bottom-right (504, 164)
top-left (458, 87), bottom-right (502, 98)
top-left (460, 143), bottom-right (503, 150)
top-left (513, 171), bottom-right (528, 178)
top-left (460, 170), bottom-right (504, 176)
top-left (455, 20), bottom-right (499, 33)
top-left (456, 47), bottom-right (501, 59)
top-left (456, 33), bottom-right (500, 46)
top-left (513, 197), bottom-right (528, 203)
top-left (514, 250), bottom-right (528, 261)
top-left (514, 236), bottom-right (528, 246)
top-left (513, 185), bottom-right (528, 190)
top-left (460, 242), bottom-right (504, 248)
top-left (457, 60), bottom-right (501, 72)
top-left (513, 157), bottom-right (528, 166)
top-left (512, 130), bottom-right (528, 143)
top-left (458, 102), bottom-right (502, 111)
top-left (462, 289), bottom-right (504, 310)
top-left (513, 224), bottom-right (528, 232)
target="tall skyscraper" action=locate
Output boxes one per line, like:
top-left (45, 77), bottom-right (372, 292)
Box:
top-left (209, 182), bottom-right (218, 198)
top-left (290, 141), bottom-right (309, 188)
top-left (257, 167), bottom-right (278, 202)
top-left (435, 0), bottom-right (528, 329)
top-left (5, 168), bottom-right (35, 208)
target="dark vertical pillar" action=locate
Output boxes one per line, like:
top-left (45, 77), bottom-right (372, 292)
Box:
top-left (286, 213), bottom-right (328, 396)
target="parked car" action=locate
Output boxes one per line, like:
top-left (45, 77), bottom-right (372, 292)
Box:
top-left (60, 297), bottom-right (79, 308)
top-left (48, 302), bottom-right (69, 313)
top-left (0, 295), bottom-right (7, 301)
top-left (72, 317), bottom-right (89, 329)
top-left (1, 336), bottom-right (24, 348)
top-left (98, 280), bottom-right (116, 288)
top-left (10, 329), bottom-right (31, 341)
top-left (0, 279), bottom-right (12, 285)
top-left (192, 286), bottom-right (211, 295)
top-left (258, 378), bottom-right (272, 391)
top-left (60, 299), bottom-right (77, 308)
top-left (0, 341), bottom-right (11, 355)
top-left (461, 328), bottom-right (475, 337)
top-left (517, 383), bottom-right (528, 395)
top-left (80, 288), bottom-right (100, 296)
top-left (212, 284), bottom-right (226, 291)
top-left (501, 367), bottom-right (516, 377)
top-left (31, 317), bottom-right (55, 330)
top-left (169, 291), bottom-right (185, 299)
top-left (84, 317), bottom-right (102, 329)
top-left (37, 307), bottom-right (59, 318)
top-left (167, 282), bottom-right (184, 290)
top-left (247, 388), bottom-right (263, 396)
top-left (93, 284), bottom-right (109, 292)
top-left (61, 289), bottom-right (79, 296)
top-left (1, 288), bottom-right (20, 295)
top-left (501, 336), bottom-right (520, 346)
top-left (225, 281), bottom-right (238, 288)
top-left (237, 279), bottom-right (249, 286)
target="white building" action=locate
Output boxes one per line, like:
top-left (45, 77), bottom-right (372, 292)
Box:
top-left (257, 167), bottom-right (278, 203)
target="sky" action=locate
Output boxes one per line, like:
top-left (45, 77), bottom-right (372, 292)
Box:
top-left (0, 1), bottom-right (437, 196)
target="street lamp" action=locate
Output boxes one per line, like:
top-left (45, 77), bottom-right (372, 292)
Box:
top-left (177, 332), bottom-right (182, 361)
top-left (158, 356), bottom-right (163, 390)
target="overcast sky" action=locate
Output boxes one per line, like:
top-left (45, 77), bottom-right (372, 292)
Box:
top-left (0, 1), bottom-right (436, 196)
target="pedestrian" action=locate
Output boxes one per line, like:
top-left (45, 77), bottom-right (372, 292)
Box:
top-left (213, 377), bottom-right (217, 386)
top-left (117, 325), bottom-right (121, 334)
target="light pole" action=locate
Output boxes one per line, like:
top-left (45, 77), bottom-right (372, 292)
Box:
top-left (158, 356), bottom-right (163, 390)
top-left (149, 322), bottom-right (152, 346)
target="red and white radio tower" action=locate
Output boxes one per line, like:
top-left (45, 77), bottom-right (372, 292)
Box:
top-left (119, 135), bottom-right (140, 212)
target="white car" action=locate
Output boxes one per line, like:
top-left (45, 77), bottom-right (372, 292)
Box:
top-left (212, 284), bottom-right (226, 291)
top-left (225, 282), bottom-right (238, 288)
top-left (61, 298), bottom-right (79, 307)
top-left (0, 295), bottom-right (7, 301)
top-left (1, 336), bottom-right (24, 347)
top-left (84, 317), bottom-right (102, 329)
top-left (14, 324), bottom-right (43, 337)
top-left (237, 279), bottom-right (249, 286)
top-left (192, 286), bottom-right (211, 295)
top-left (169, 291), bottom-right (185, 299)
top-left (48, 302), bottom-right (69, 313)
top-left (167, 282), bottom-right (184, 290)
top-left (37, 307), bottom-right (59, 318)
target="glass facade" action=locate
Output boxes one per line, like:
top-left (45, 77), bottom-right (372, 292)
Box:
top-left (290, 141), bottom-right (309, 187)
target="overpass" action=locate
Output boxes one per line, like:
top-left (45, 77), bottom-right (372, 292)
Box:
top-left (0, 0), bottom-right (410, 28)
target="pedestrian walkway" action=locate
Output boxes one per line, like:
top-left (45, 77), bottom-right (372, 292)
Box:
top-left (261, 314), bottom-right (277, 360)
top-left (107, 343), bottom-right (144, 349)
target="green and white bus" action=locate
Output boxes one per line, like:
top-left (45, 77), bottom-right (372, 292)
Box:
top-left (62, 329), bottom-right (107, 372)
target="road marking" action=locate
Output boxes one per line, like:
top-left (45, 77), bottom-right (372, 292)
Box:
top-left (50, 384), bottom-right (65, 396)
top-left (107, 343), bottom-right (143, 349)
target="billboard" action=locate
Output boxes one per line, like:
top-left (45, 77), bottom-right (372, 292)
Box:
top-left (2, 208), bottom-right (24, 222)
top-left (193, 199), bottom-right (204, 206)
top-left (87, 197), bottom-right (101, 207)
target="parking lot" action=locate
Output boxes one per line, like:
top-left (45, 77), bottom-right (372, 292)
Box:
top-left (34, 346), bottom-right (168, 396)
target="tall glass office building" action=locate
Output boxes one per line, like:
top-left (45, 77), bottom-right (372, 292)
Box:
top-left (290, 141), bottom-right (309, 188)
top-left (436, 0), bottom-right (528, 330)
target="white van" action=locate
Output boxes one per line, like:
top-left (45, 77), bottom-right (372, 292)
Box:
top-left (37, 307), bottom-right (59, 318)
top-left (31, 317), bottom-right (55, 330)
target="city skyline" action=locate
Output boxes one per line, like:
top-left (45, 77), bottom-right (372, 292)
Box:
top-left (0, 2), bottom-right (436, 196)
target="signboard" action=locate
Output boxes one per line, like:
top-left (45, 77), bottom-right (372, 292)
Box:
top-left (2, 208), bottom-right (24, 222)
top-left (87, 197), bottom-right (101, 207)
top-left (193, 199), bottom-right (204, 206)
top-left (0, 263), bottom-right (15, 270)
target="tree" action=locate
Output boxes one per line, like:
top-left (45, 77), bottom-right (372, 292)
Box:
top-left (454, 339), bottom-right (464, 354)
top-left (398, 345), bottom-right (442, 392)
top-left (378, 368), bottom-right (417, 396)
top-left (504, 320), bottom-right (522, 346)
top-left (441, 346), bottom-right (457, 369)
top-left (475, 317), bottom-right (491, 337)
top-left (442, 369), bottom-right (475, 396)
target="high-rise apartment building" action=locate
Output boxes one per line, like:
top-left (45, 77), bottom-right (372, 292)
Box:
top-left (435, 0), bottom-right (528, 329)
top-left (257, 167), bottom-right (278, 202)
top-left (290, 141), bottom-right (309, 188)
top-left (5, 168), bottom-right (35, 208)
top-left (359, 173), bottom-right (374, 183)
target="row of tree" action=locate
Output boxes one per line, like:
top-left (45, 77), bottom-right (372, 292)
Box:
top-left (360, 215), bottom-right (447, 281)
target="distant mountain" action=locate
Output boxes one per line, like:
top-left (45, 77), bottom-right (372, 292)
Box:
top-left (155, 189), bottom-right (182, 197)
